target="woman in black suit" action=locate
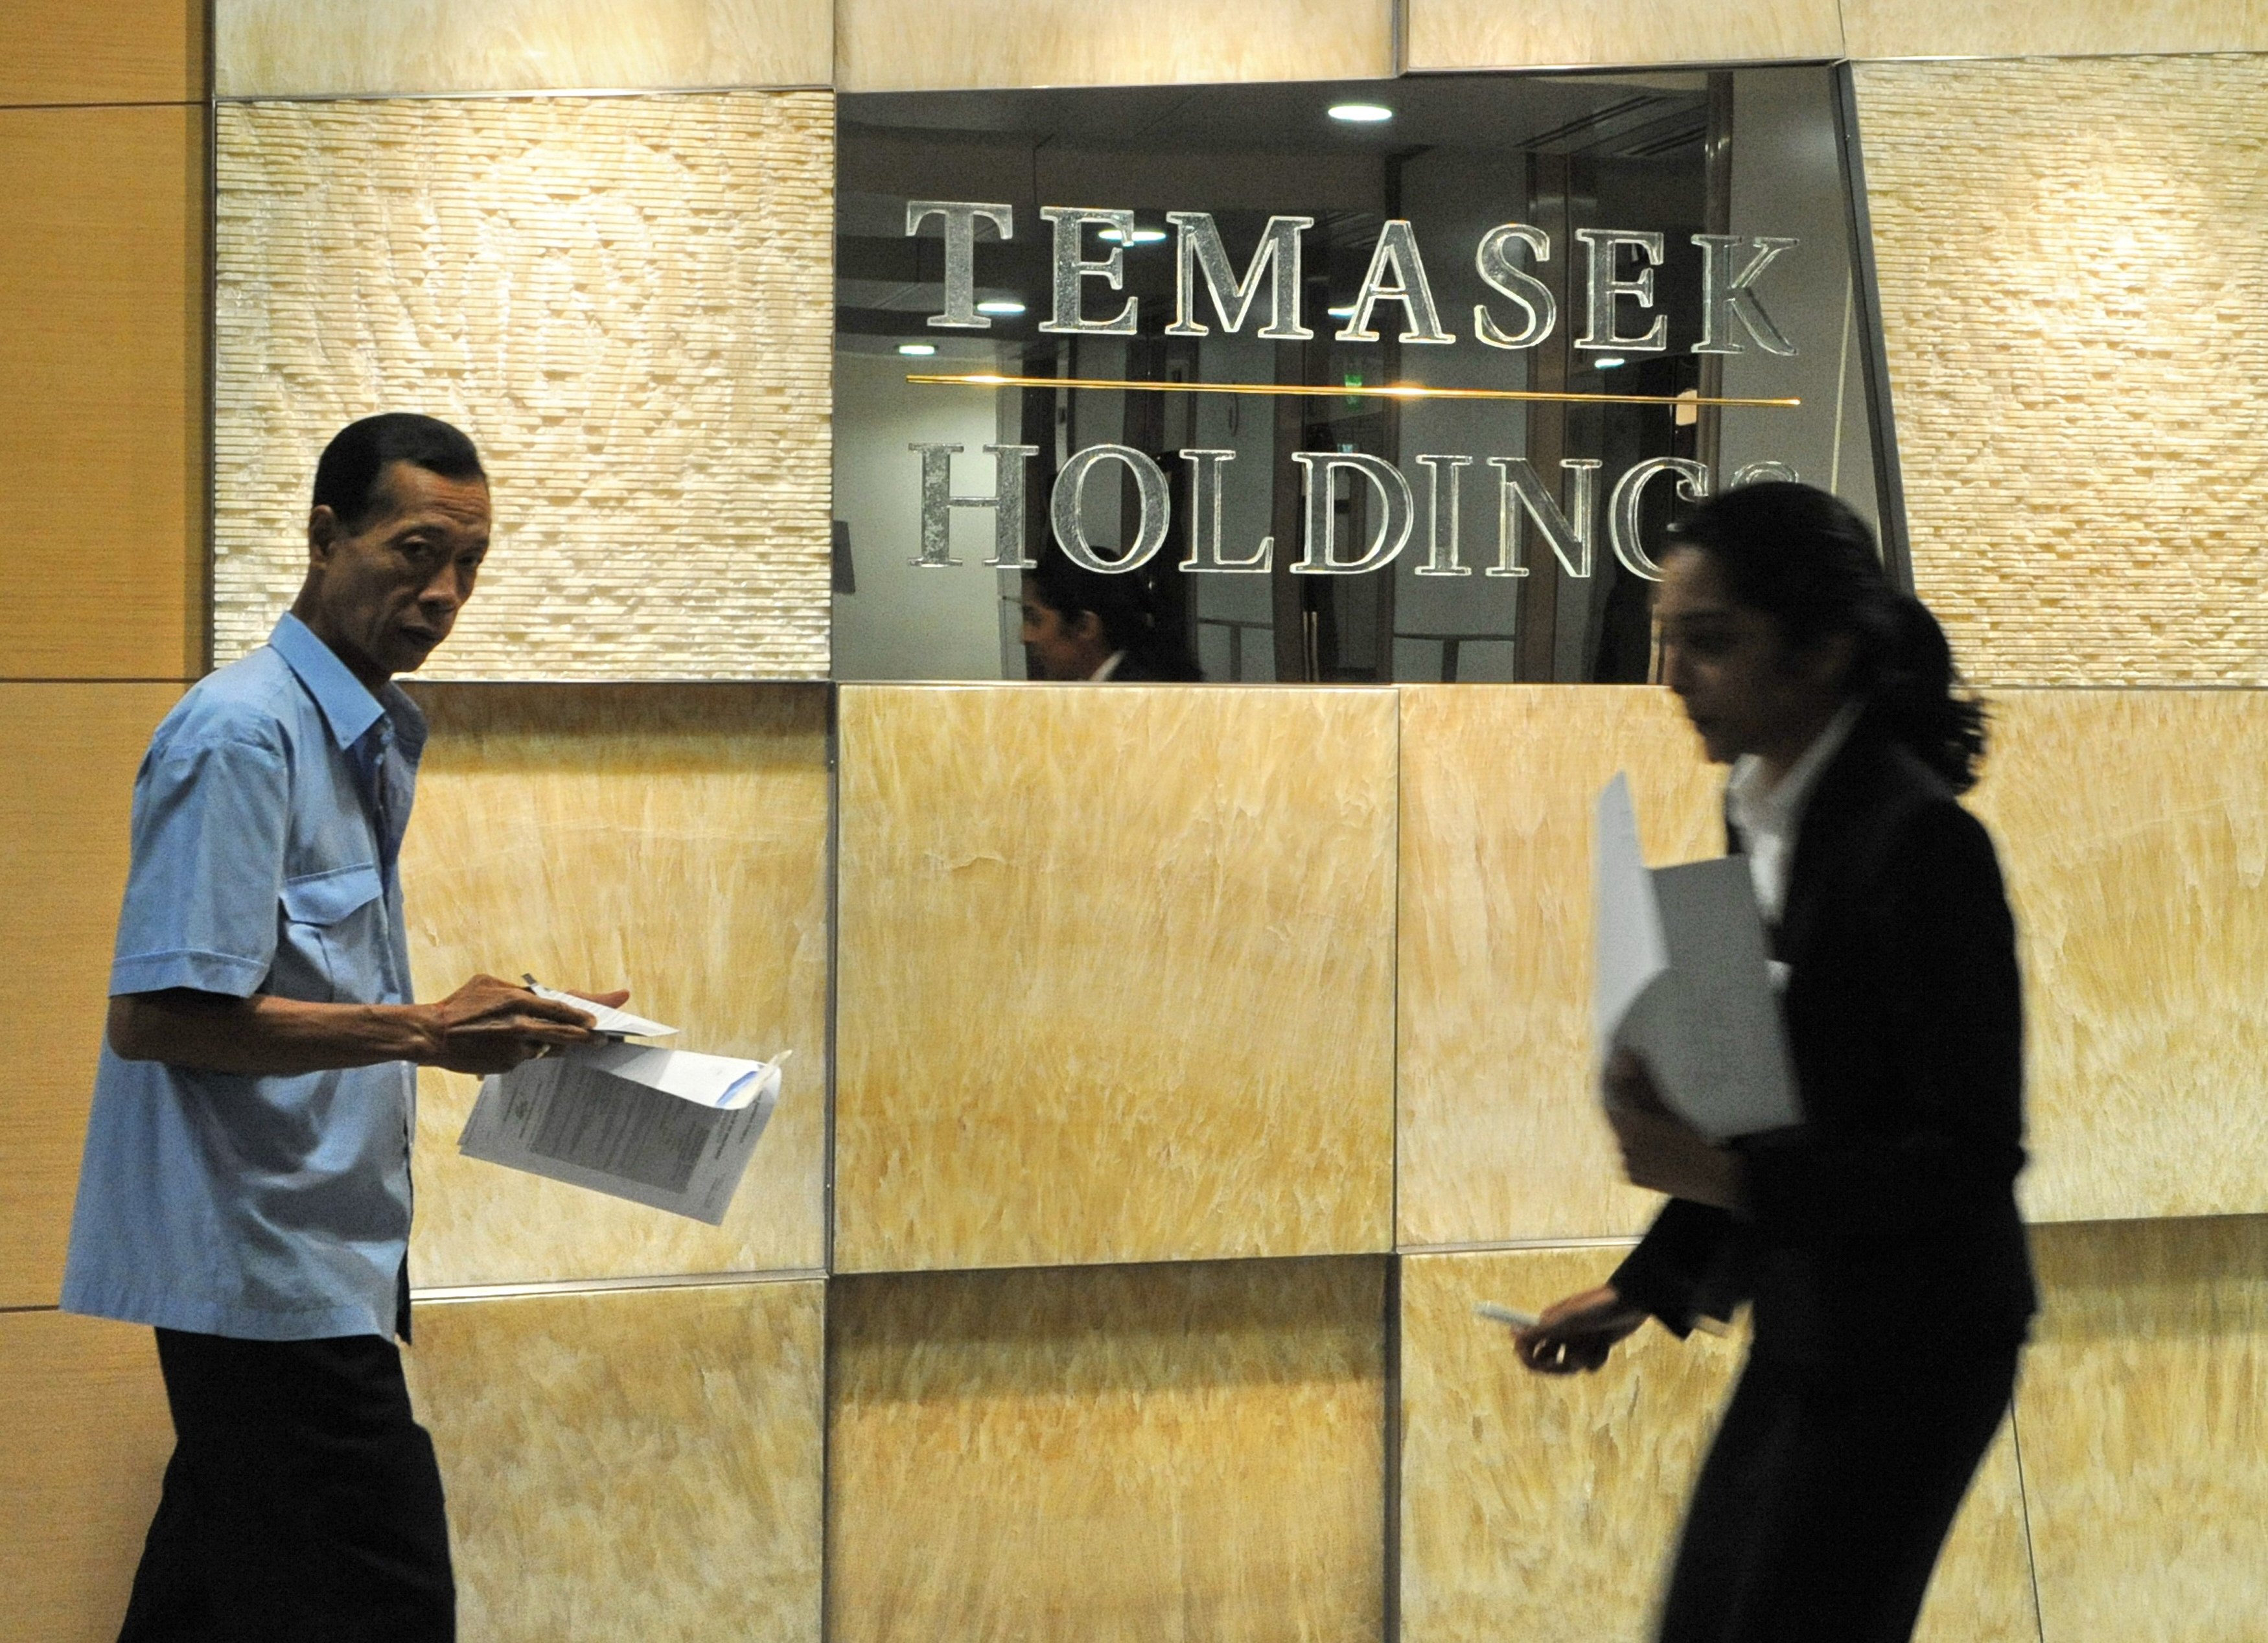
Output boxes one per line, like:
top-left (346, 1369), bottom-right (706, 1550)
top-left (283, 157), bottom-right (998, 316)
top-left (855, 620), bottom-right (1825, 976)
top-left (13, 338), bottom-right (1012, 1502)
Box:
top-left (1518, 482), bottom-right (2035, 1643)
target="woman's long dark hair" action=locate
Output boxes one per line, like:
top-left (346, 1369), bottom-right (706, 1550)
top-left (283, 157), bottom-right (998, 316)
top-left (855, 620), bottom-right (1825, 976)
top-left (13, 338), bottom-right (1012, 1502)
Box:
top-left (1026, 548), bottom-right (1203, 682)
top-left (1665, 482), bottom-right (1987, 793)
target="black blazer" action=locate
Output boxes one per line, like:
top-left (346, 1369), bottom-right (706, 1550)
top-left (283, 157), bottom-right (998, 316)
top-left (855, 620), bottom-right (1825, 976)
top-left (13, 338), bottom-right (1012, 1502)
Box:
top-left (1611, 717), bottom-right (2038, 1364)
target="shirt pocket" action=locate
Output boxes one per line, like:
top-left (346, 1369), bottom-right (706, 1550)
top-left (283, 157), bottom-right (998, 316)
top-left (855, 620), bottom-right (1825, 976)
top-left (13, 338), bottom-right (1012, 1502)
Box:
top-left (277, 863), bottom-right (387, 1004)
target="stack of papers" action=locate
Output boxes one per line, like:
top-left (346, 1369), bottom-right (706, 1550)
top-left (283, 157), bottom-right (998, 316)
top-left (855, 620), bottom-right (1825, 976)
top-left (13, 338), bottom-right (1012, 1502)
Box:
top-left (1593, 773), bottom-right (1799, 1142)
top-left (523, 982), bottom-right (677, 1040)
top-left (457, 992), bottom-right (785, 1224)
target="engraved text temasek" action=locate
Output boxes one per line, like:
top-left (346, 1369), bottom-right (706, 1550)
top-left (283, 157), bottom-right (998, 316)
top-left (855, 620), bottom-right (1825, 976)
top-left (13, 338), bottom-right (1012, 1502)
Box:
top-left (900, 205), bottom-right (1805, 580)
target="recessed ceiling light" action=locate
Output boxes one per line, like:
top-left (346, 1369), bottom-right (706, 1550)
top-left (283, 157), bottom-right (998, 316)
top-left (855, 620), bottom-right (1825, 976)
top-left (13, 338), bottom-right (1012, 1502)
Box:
top-left (1593, 356), bottom-right (1627, 369)
top-left (1328, 102), bottom-right (1394, 124)
top-left (975, 299), bottom-right (1026, 316)
top-left (1326, 303), bottom-right (1358, 319)
top-left (898, 342), bottom-right (937, 356)
top-left (1098, 226), bottom-right (1168, 245)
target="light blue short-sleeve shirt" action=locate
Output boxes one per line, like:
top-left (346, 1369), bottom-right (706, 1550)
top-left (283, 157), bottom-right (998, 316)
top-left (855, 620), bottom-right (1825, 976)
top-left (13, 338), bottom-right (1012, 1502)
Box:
top-left (62, 614), bottom-right (429, 1342)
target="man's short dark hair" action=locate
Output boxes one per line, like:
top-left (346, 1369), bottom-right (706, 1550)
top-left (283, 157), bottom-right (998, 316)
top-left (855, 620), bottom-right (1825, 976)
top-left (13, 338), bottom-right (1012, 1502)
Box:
top-left (312, 413), bottom-right (486, 529)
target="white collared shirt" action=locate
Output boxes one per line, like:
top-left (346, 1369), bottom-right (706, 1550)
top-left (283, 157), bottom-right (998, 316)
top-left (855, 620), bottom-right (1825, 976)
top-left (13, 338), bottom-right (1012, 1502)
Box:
top-left (1089, 650), bottom-right (1128, 682)
top-left (1725, 700), bottom-right (1864, 926)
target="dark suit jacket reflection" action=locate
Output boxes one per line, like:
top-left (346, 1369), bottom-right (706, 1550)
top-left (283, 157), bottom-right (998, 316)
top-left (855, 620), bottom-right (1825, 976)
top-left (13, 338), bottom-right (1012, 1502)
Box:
top-left (1611, 718), bottom-right (2039, 1365)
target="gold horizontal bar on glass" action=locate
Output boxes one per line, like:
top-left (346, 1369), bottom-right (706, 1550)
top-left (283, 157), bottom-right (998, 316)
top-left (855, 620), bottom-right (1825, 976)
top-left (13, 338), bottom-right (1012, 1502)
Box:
top-left (905, 373), bottom-right (1800, 410)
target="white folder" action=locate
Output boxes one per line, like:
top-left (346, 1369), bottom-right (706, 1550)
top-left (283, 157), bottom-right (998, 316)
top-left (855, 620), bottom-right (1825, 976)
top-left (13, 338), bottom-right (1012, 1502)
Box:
top-left (1593, 773), bottom-right (1799, 1142)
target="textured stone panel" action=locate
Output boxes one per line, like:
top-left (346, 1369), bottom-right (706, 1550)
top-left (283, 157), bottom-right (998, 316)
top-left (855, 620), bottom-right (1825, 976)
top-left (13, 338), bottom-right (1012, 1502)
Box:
top-left (1396, 686), bottom-right (1724, 1249)
top-left (0, 1311), bottom-right (172, 1643)
top-left (1398, 1247), bottom-right (2039, 1643)
top-left (402, 684), bottom-right (829, 1283)
top-left (0, 685), bottom-right (182, 1309)
top-left (214, 93), bottom-right (833, 681)
top-left (1970, 691), bottom-right (2268, 1223)
top-left (1, 106), bottom-right (204, 679)
top-left (828, 1258), bottom-right (1385, 1643)
top-left (1843, 0), bottom-right (2268, 60)
top-left (1857, 56), bottom-right (2268, 684)
top-left (1406, 0), bottom-right (1844, 69)
top-left (833, 684), bottom-right (1398, 1273)
top-left (2017, 1216), bottom-right (2268, 1643)
top-left (218, 0), bottom-right (831, 97)
top-left (404, 1280), bottom-right (824, 1643)
top-left (834, 0), bottom-right (1391, 89)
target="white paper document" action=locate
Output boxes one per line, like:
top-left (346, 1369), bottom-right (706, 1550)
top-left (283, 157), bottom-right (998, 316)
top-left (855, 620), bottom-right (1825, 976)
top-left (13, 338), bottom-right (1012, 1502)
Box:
top-left (524, 981), bottom-right (677, 1040)
top-left (1593, 773), bottom-right (1799, 1141)
top-left (459, 1042), bottom-right (785, 1224)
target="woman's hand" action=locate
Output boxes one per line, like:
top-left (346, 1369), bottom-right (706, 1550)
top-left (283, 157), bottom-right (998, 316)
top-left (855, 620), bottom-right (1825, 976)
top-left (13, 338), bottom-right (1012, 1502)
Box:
top-left (1516, 1286), bottom-right (1648, 1375)
top-left (1603, 1050), bottom-right (1748, 1212)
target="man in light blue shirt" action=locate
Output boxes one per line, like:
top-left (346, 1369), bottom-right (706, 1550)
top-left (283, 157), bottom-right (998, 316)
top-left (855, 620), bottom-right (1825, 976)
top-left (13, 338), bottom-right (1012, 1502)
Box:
top-left (64, 413), bottom-right (625, 1642)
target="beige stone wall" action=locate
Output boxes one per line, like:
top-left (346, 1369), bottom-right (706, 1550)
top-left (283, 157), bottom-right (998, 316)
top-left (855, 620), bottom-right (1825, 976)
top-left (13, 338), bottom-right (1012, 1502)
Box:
top-left (216, 0), bottom-right (834, 97)
top-left (833, 685), bottom-right (1398, 1272)
top-left (16, 10), bottom-right (2268, 1642)
top-left (1857, 54), bottom-right (2268, 685)
top-left (828, 1258), bottom-right (1387, 1643)
top-left (403, 1281), bottom-right (826, 1643)
top-left (1398, 1247), bottom-right (2041, 1643)
top-left (213, 93), bottom-right (835, 681)
top-left (401, 684), bottom-right (833, 1284)
top-left (837, 0), bottom-right (1393, 89)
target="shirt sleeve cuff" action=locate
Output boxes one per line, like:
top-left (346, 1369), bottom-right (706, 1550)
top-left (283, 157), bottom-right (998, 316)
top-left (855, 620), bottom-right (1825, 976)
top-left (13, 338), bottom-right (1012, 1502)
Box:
top-left (110, 948), bottom-right (268, 999)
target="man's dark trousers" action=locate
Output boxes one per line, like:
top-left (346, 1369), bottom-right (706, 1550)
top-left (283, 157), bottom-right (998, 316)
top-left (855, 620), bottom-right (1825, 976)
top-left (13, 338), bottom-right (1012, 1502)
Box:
top-left (118, 1327), bottom-right (455, 1642)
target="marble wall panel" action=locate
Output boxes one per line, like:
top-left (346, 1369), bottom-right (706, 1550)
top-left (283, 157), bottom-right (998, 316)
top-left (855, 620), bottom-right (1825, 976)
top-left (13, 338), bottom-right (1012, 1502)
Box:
top-left (833, 0), bottom-right (1391, 90)
top-left (1, 106), bottom-right (204, 679)
top-left (1404, 0), bottom-right (1843, 69)
top-left (833, 685), bottom-right (1398, 1273)
top-left (0, 1310), bottom-right (172, 1643)
top-left (2, 0), bottom-right (203, 105)
top-left (1396, 686), bottom-right (1723, 1249)
top-left (0, 685), bottom-right (183, 1308)
top-left (401, 684), bottom-right (829, 1284)
top-left (1842, 1), bottom-right (2268, 60)
top-left (1398, 1247), bottom-right (2038, 1643)
top-left (2016, 1216), bottom-right (2268, 1642)
top-left (214, 91), bottom-right (833, 681)
top-left (1968, 691), bottom-right (2268, 1223)
top-left (1400, 686), bottom-right (2268, 1234)
top-left (827, 1257), bottom-right (1386, 1643)
top-left (403, 1278), bottom-right (824, 1643)
top-left (217, 0), bottom-right (831, 97)
top-left (1856, 56), bottom-right (2268, 685)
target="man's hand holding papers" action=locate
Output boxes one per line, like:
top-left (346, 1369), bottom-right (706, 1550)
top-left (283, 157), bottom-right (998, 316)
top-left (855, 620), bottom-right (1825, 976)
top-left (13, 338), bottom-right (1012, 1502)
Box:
top-left (417, 976), bottom-right (630, 1075)
top-left (457, 982), bottom-right (787, 1224)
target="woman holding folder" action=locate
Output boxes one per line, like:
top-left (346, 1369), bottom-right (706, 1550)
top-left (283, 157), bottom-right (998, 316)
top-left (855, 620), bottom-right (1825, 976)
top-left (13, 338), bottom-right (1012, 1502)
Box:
top-left (1518, 482), bottom-right (2035, 1643)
